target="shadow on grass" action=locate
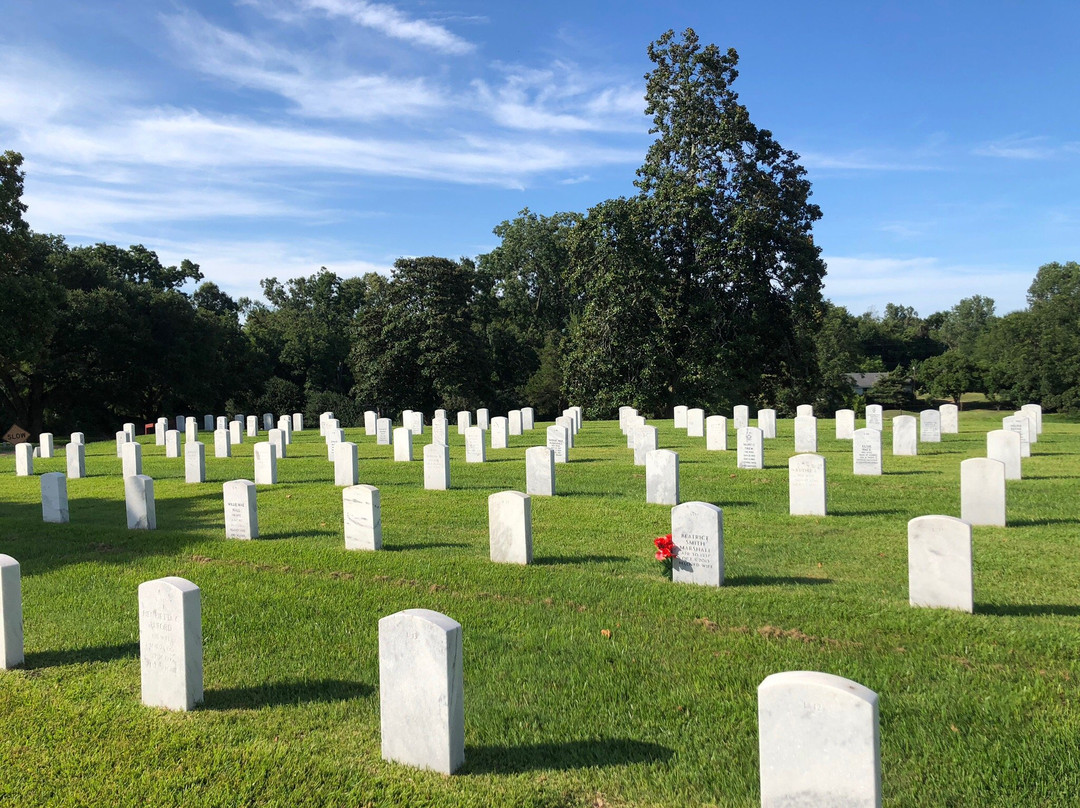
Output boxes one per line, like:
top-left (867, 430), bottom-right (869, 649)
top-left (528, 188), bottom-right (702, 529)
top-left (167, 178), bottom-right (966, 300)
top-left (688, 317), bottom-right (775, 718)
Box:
top-left (257, 529), bottom-right (336, 541)
top-left (885, 470), bottom-right (928, 475)
top-left (24, 641), bottom-right (139, 669)
top-left (384, 541), bottom-right (469, 552)
top-left (464, 738), bottom-right (673, 774)
top-left (534, 554), bottom-right (631, 566)
top-left (725, 575), bottom-right (832, 587)
top-left (204, 678), bottom-right (373, 710)
top-left (831, 508), bottom-right (905, 517)
top-left (976, 603), bottom-right (1080, 617)
top-left (1006, 518), bottom-right (1080, 527)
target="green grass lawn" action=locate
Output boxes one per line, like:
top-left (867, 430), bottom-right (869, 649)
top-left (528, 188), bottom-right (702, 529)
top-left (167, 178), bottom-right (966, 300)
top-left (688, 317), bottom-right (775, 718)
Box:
top-left (1, 411), bottom-right (1078, 807)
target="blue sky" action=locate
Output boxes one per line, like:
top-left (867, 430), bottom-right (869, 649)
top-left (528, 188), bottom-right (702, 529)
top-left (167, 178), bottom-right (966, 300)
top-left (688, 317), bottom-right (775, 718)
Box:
top-left (2, 1), bottom-right (1078, 316)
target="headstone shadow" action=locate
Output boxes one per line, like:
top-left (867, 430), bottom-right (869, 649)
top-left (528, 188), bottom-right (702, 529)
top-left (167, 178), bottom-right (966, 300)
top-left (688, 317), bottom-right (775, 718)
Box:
top-left (976, 603), bottom-right (1080, 617)
top-left (724, 575), bottom-right (832, 587)
top-left (23, 641), bottom-right (139, 669)
top-left (534, 554), bottom-right (631, 566)
top-left (203, 678), bottom-right (373, 710)
top-left (463, 738), bottom-right (673, 774)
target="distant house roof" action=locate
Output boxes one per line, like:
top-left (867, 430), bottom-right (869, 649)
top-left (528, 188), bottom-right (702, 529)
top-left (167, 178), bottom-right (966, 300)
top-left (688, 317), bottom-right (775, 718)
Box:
top-left (847, 372), bottom-right (887, 392)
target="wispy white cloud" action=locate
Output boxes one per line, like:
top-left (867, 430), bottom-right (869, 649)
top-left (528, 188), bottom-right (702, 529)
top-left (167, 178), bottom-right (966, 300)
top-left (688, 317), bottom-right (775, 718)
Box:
top-left (822, 255), bottom-right (1031, 315)
top-left (798, 149), bottom-right (940, 172)
top-left (972, 135), bottom-right (1080, 160)
top-left (297, 0), bottom-right (474, 54)
top-left (163, 10), bottom-right (446, 120)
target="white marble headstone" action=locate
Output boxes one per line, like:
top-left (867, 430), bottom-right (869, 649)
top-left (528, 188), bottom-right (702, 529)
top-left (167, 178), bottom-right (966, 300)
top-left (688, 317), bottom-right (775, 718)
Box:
top-left (757, 408), bottom-right (777, 439)
top-left (423, 443), bottom-right (450, 490)
top-left (789, 454), bottom-right (827, 516)
top-left (378, 609), bottom-right (464, 774)
top-left (364, 410), bottom-right (378, 436)
top-left (14, 443), bottom-right (32, 477)
top-left (456, 411), bottom-right (471, 435)
top-left (184, 441), bottom-right (205, 484)
top-left (38, 432), bottom-right (54, 459)
top-left (961, 457), bottom-right (1005, 526)
top-left (66, 442), bottom-right (85, 479)
top-left (122, 441), bottom-right (142, 478)
top-left (686, 408), bottom-right (705, 438)
top-left (139, 576), bottom-right (202, 711)
top-left (508, 410), bottom-right (523, 436)
top-left (464, 426), bottom-right (485, 463)
top-left (853, 428), bottom-right (882, 476)
top-left (986, 429), bottom-right (1021, 480)
top-left (737, 426), bottom-right (764, 470)
top-left (865, 404), bottom-right (883, 431)
top-left (908, 515), bottom-right (973, 612)
top-left (393, 428), bottom-right (413, 462)
top-left (892, 415), bottom-right (917, 456)
top-left (229, 420), bottom-right (242, 446)
top-left (835, 408), bottom-right (855, 440)
top-left (126, 474), bottom-right (156, 530)
top-left (253, 442), bottom-right (277, 485)
top-left (794, 415), bottom-right (817, 453)
top-left (758, 671), bottom-right (880, 808)
top-left (733, 404), bottom-right (749, 431)
top-left (343, 484), bottom-right (381, 550)
top-left (376, 418), bottom-right (392, 446)
top-left (919, 409), bottom-right (941, 443)
top-left (521, 406), bottom-right (535, 430)
top-left (432, 416), bottom-right (449, 446)
top-left (335, 442), bottom-right (359, 486)
top-left (706, 415), bottom-right (728, 451)
top-left (214, 429), bottom-right (231, 458)
top-left (488, 491), bottom-right (532, 564)
top-left (939, 403), bottom-right (958, 434)
top-left (646, 449), bottom-right (679, 505)
top-left (246, 415), bottom-right (258, 437)
top-left (475, 408), bottom-right (489, 431)
top-left (165, 429), bottom-right (181, 458)
top-left (490, 416), bottom-right (508, 449)
top-left (633, 425), bottom-right (658, 466)
top-left (671, 501), bottom-right (723, 587)
top-left (546, 425), bottom-right (568, 463)
top-left (1001, 415), bottom-right (1031, 458)
top-left (673, 405), bottom-right (688, 429)
top-left (796, 404), bottom-right (814, 418)
top-left (41, 472), bottom-right (69, 523)
top-left (0, 555), bottom-right (24, 669)
top-left (223, 479), bottom-right (258, 539)
top-left (525, 446), bottom-right (555, 496)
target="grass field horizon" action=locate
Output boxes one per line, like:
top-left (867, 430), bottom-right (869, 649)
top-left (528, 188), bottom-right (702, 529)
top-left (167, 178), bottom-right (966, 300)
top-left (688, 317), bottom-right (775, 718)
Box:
top-left (1, 411), bottom-right (1078, 806)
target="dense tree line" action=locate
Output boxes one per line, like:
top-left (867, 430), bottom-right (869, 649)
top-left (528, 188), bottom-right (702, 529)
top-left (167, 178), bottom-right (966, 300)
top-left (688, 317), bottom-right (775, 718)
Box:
top-left (3, 32), bottom-right (1078, 436)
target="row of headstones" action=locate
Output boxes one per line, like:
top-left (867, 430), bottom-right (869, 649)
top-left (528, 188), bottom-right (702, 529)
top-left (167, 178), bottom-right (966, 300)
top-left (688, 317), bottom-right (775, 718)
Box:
top-left (672, 403), bottom-right (962, 438)
top-left (0, 561), bottom-right (882, 802)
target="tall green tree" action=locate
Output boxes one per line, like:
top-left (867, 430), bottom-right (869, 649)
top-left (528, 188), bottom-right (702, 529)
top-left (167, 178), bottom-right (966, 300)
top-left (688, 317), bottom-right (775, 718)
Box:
top-left (633, 28), bottom-right (826, 412)
top-left (933, 295), bottom-right (997, 355)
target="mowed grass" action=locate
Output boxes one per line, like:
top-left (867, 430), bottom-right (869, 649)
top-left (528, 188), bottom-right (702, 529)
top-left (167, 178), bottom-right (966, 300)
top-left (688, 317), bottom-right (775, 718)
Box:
top-left (1, 411), bottom-right (1079, 807)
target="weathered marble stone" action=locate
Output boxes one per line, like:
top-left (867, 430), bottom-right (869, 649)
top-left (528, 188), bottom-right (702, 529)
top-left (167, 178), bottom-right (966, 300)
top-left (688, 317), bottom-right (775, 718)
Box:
top-left (335, 442), bottom-right (359, 486)
top-left (214, 429), bottom-right (231, 459)
top-left (70, 431), bottom-right (85, 446)
top-left (961, 457), bottom-right (1006, 526)
top-left (364, 410), bottom-right (378, 436)
top-left (292, 412), bottom-right (303, 432)
top-left (38, 433), bottom-right (54, 459)
top-left (401, 410), bottom-right (414, 433)
top-left (646, 449), bottom-right (679, 505)
top-left (555, 416), bottom-right (575, 448)
top-left (853, 428), bottom-right (883, 476)
top-left (268, 428), bottom-right (287, 460)
top-left (525, 446), bottom-right (555, 496)
top-left (115, 430), bottom-right (129, 457)
top-left (155, 418), bottom-right (168, 446)
top-left (121, 422), bottom-right (135, 441)
top-left (378, 609), bottom-right (464, 775)
top-left (0, 555), bottom-right (24, 669)
top-left (1021, 403), bottom-right (1042, 435)
top-left (521, 406), bottom-right (535, 430)
top-left (737, 427), bottom-right (764, 470)
top-left (277, 416), bottom-right (292, 445)
top-left (319, 411), bottom-right (334, 436)
top-left (674, 405), bottom-right (688, 429)
top-left (624, 415), bottom-right (645, 447)
top-left (122, 441), bottom-right (142, 478)
top-left (253, 442), bottom-right (277, 485)
top-left (796, 404), bottom-right (814, 418)
top-left (618, 406), bottom-right (637, 433)
top-left (757, 408), bottom-right (777, 439)
top-left (939, 403), bottom-right (958, 434)
top-left (892, 415), bottom-right (917, 456)
top-left (919, 409), bottom-right (941, 443)
top-left (126, 474), bottom-right (156, 529)
top-left (865, 404), bottom-right (883, 431)
top-left (216, 416), bottom-right (228, 432)
top-left (835, 409), bottom-right (856, 440)
top-left (488, 491), bottom-right (532, 564)
top-left (326, 428), bottom-right (345, 461)
top-left (456, 411), bottom-right (471, 435)
top-left (789, 453), bottom-right (827, 516)
top-left (706, 415), bottom-right (728, 451)
top-left (508, 409), bottom-right (523, 436)
top-left (490, 416), bottom-right (509, 449)
top-left (14, 443), bottom-right (32, 476)
top-left (408, 411), bottom-right (425, 436)
top-left (66, 442), bottom-right (85, 479)
top-left (393, 428), bottom-right (413, 462)
top-left (223, 479), bottom-right (258, 539)
top-left (686, 408), bottom-right (705, 437)
top-left (758, 671), bottom-right (880, 808)
top-left (375, 417), bottom-right (392, 446)
top-left (568, 406), bottom-right (583, 431)
top-left (246, 415), bottom-right (258, 437)
top-left (1014, 410), bottom-right (1038, 445)
top-left (908, 515), bottom-right (973, 612)
top-left (546, 425), bottom-right (568, 463)
top-left (1001, 415), bottom-right (1031, 458)
top-left (41, 472), bottom-right (69, 523)
top-left (186, 417), bottom-right (199, 443)
top-left (987, 429), bottom-right (1021, 480)
top-left (432, 417), bottom-right (449, 446)
top-left (139, 576), bottom-right (202, 711)
top-left (185, 441), bottom-right (205, 484)
top-left (633, 425), bottom-right (658, 466)
top-left (794, 415), bottom-right (817, 453)
top-left (464, 426), bottom-right (485, 463)
top-left (671, 501), bottom-right (723, 587)
top-left (733, 405), bottom-right (749, 431)
top-left (423, 443), bottom-right (450, 490)
top-left (229, 421), bottom-right (242, 446)
top-left (434, 408), bottom-right (447, 421)
top-left (165, 429), bottom-right (181, 458)
top-left (476, 408), bottom-right (489, 431)
top-left (343, 484), bottom-right (381, 550)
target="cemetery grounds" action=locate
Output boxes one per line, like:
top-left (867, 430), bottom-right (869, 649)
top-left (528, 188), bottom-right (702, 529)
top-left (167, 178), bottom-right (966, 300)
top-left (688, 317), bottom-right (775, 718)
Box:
top-left (0, 410), bottom-right (1078, 806)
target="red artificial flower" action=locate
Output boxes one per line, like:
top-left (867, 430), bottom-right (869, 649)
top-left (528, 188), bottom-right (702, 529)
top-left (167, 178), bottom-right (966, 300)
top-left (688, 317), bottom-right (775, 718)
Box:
top-left (654, 533), bottom-right (676, 560)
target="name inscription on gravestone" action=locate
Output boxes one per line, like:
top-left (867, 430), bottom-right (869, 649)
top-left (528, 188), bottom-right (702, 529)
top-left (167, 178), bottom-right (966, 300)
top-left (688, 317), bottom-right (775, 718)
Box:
top-left (140, 604), bottom-right (182, 676)
top-left (675, 532), bottom-right (715, 575)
